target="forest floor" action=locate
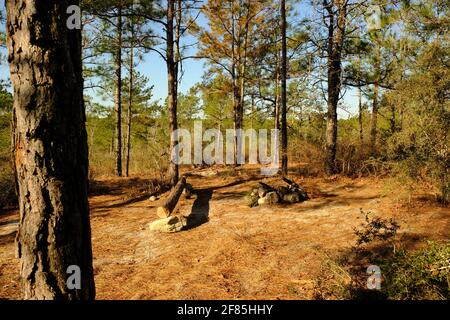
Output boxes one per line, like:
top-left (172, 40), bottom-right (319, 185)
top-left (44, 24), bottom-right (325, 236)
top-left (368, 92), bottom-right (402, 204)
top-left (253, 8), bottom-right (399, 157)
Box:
top-left (0, 164), bottom-right (448, 299)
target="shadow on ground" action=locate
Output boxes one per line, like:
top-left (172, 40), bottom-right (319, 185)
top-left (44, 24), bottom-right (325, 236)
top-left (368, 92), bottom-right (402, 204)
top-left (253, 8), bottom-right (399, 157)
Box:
top-left (184, 189), bottom-right (213, 231)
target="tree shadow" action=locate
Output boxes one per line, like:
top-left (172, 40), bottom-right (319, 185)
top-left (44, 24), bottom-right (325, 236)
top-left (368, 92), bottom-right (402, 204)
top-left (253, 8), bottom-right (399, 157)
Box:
top-left (94, 194), bottom-right (151, 210)
top-left (0, 231), bottom-right (16, 246)
top-left (89, 177), bottom-right (169, 197)
top-left (183, 189), bottom-right (213, 231)
top-left (0, 219), bottom-right (19, 227)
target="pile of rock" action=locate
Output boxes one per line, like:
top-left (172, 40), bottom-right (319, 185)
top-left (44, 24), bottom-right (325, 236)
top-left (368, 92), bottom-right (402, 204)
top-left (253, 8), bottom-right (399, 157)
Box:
top-left (246, 178), bottom-right (309, 207)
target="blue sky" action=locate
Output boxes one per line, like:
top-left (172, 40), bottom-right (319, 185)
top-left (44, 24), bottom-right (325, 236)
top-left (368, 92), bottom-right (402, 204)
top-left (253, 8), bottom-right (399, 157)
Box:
top-left (0, 1), bottom-right (364, 118)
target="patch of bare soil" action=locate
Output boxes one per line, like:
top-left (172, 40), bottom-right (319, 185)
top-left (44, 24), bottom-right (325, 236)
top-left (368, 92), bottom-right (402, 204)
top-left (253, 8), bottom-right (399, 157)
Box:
top-left (0, 165), bottom-right (448, 299)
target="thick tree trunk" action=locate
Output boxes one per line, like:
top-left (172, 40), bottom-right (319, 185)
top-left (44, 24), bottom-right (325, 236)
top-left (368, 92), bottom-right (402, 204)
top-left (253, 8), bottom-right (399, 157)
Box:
top-left (167, 0), bottom-right (179, 186)
top-left (114, 5), bottom-right (123, 177)
top-left (6, 0), bottom-right (95, 299)
top-left (324, 0), bottom-right (347, 175)
top-left (280, 0), bottom-right (288, 177)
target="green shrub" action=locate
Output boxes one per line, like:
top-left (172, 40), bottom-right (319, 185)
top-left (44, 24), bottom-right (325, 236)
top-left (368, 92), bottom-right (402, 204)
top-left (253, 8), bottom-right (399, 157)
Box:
top-left (378, 241), bottom-right (449, 300)
top-left (244, 191), bottom-right (259, 207)
top-left (353, 209), bottom-right (400, 246)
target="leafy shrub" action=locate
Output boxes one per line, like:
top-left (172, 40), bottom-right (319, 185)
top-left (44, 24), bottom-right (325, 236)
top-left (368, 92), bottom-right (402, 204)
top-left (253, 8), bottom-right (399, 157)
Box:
top-left (353, 209), bottom-right (400, 246)
top-left (378, 241), bottom-right (449, 300)
top-left (244, 191), bottom-right (258, 207)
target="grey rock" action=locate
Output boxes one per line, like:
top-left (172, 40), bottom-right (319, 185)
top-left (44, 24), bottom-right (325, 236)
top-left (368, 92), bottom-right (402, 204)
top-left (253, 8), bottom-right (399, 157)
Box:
top-left (258, 191), bottom-right (279, 205)
top-left (258, 186), bottom-right (268, 198)
top-left (283, 192), bottom-right (301, 204)
top-left (148, 216), bottom-right (184, 233)
top-left (265, 191), bottom-right (280, 204)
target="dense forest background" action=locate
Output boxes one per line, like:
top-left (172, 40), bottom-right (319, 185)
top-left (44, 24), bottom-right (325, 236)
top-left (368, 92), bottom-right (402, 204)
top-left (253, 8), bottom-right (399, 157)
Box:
top-left (1, 0), bottom-right (447, 208)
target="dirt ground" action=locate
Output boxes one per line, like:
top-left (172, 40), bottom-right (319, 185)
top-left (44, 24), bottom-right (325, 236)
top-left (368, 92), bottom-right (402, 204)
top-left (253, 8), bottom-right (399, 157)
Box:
top-left (0, 165), bottom-right (448, 299)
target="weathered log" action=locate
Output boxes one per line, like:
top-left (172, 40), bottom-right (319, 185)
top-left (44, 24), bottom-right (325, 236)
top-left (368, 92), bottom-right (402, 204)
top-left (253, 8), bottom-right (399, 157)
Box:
top-left (258, 182), bottom-right (275, 198)
top-left (276, 186), bottom-right (289, 198)
top-left (157, 176), bottom-right (187, 218)
top-left (282, 177), bottom-right (309, 201)
top-left (282, 177), bottom-right (299, 188)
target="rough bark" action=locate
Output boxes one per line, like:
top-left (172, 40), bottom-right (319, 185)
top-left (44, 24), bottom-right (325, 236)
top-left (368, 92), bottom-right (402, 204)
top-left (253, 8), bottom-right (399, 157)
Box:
top-left (6, 0), bottom-right (95, 299)
top-left (157, 176), bottom-right (186, 218)
top-left (114, 4), bottom-right (123, 177)
top-left (324, 0), bottom-right (347, 175)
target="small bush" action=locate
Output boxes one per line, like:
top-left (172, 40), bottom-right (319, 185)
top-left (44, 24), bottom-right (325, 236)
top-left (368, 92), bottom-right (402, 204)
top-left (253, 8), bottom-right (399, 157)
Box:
top-left (244, 192), bottom-right (258, 207)
top-left (378, 241), bottom-right (450, 300)
top-left (353, 209), bottom-right (400, 246)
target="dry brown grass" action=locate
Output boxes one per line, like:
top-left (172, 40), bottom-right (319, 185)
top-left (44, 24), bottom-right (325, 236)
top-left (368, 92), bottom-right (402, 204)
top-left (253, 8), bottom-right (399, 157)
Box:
top-left (0, 164), bottom-right (448, 300)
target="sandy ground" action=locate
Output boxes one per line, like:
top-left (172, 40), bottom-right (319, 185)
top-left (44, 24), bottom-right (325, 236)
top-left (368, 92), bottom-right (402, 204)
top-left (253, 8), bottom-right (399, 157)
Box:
top-left (0, 165), bottom-right (448, 299)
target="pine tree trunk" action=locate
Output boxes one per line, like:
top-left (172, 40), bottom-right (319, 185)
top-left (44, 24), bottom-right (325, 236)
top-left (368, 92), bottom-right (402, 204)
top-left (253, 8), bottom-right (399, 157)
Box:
top-left (369, 82), bottom-right (379, 154)
top-left (6, 0), bottom-right (95, 299)
top-left (389, 104), bottom-right (396, 135)
top-left (357, 52), bottom-right (363, 144)
top-left (114, 4), bottom-right (123, 177)
top-left (369, 39), bottom-right (381, 156)
top-left (280, 0), bottom-right (288, 177)
top-left (125, 24), bottom-right (134, 178)
top-left (230, 2), bottom-right (239, 166)
top-left (274, 49), bottom-right (281, 131)
top-left (167, 0), bottom-right (179, 186)
top-left (324, 0), bottom-right (347, 175)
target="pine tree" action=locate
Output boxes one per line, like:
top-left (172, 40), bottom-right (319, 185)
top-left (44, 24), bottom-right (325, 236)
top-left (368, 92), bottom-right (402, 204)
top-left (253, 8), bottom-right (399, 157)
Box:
top-left (6, 0), bottom-right (95, 299)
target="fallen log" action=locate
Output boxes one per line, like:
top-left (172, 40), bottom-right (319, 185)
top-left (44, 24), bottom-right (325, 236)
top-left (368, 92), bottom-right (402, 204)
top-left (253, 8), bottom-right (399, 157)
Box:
top-left (276, 185), bottom-right (289, 198)
top-left (157, 176), bottom-right (187, 218)
top-left (282, 177), bottom-right (299, 188)
top-left (258, 182), bottom-right (275, 197)
top-left (282, 177), bottom-right (309, 202)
